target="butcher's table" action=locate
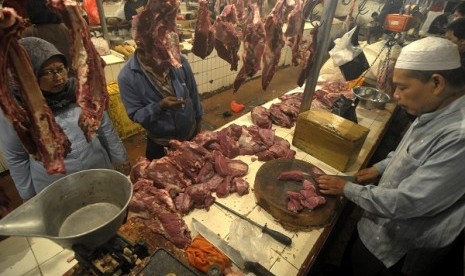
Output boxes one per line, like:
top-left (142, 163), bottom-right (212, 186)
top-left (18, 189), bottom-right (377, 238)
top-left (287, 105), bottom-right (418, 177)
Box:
top-left (182, 86), bottom-right (396, 275)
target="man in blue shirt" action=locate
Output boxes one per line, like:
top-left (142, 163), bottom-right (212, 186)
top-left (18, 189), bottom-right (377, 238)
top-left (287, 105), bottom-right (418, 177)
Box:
top-left (118, 45), bottom-right (203, 160)
top-left (317, 37), bottom-right (465, 276)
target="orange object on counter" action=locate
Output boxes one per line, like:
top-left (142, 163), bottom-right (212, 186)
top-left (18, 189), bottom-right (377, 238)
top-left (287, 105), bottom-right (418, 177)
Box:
top-left (230, 100), bottom-right (245, 113)
top-left (186, 235), bottom-right (232, 273)
top-left (347, 76), bottom-right (365, 89)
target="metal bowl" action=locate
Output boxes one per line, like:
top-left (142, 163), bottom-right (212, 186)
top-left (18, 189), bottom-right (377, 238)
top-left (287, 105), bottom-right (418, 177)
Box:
top-left (0, 169), bottom-right (132, 250)
top-left (352, 86), bottom-right (391, 110)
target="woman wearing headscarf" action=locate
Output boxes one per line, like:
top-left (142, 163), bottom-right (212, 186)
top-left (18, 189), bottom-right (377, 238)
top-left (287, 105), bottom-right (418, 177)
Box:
top-left (0, 37), bottom-right (130, 201)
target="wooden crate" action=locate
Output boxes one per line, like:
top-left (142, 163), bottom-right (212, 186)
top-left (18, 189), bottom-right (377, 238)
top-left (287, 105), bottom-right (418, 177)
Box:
top-left (292, 109), bottom-right (369, 172)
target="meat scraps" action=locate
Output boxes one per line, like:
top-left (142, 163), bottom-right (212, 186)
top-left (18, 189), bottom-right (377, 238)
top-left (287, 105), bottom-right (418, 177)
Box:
top-left (50, 0), bottom-right (109, 141)
top-left (0, 13), bottom-right (71, 174)
top-left (192, 0), bottom-right (215, 59)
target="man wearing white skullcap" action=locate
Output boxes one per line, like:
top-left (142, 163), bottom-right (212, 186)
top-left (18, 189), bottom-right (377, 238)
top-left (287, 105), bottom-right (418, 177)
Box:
top-left (317, 37), bottom-right (465, 276)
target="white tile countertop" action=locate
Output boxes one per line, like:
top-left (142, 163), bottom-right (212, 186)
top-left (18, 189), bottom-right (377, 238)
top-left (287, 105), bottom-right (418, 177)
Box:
top-left (0, 86), bottom-right (395, 276)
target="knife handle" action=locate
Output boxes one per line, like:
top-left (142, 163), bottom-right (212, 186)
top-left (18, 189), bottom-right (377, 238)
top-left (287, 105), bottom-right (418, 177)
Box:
top-left (244, 261), bottom-right (275, 276)
top-left (262, 225), bottom-right (292, 246)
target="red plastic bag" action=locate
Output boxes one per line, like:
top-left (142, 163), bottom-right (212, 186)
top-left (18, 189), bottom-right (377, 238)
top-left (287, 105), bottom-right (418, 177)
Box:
top-left (83, 0), bottom-right (100, 25)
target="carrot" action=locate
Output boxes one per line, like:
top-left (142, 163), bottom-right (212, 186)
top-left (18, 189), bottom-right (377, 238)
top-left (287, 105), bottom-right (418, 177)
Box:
top-left (186, 235), bottom-right (232, 273)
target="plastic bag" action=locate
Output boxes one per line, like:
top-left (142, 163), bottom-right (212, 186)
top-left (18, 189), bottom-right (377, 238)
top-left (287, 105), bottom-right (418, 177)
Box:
top-left (83, 0), bottom-right (100, 26)
top-left (331, 95), bottom-right (359, 123)
top-left (227, 219), bottom-right (272, 267)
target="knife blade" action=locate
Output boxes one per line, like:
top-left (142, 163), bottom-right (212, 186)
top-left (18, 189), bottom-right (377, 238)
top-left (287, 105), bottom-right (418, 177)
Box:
top-left (192, 218), bottom-right (275, 276)
top-left (214, 201), bottom-right (292, 246)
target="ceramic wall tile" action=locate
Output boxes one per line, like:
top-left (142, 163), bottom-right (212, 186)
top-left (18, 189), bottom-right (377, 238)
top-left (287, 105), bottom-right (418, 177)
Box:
top-left (0, 237), bottom-right (38, 276)
top-left (279, 228), bottom-right (323, 269)
top-left (22, 266), bottom-right (42, 276)
top-left (270, 255), bottom-right (299, 275)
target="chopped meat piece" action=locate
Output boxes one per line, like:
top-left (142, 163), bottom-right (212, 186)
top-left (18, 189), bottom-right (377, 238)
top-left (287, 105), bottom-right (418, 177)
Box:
top-left (297, 26), bottom-right (318, 87)
top-left (130, 156), bottom-right (150, 183)
top-left (213, 151), bottom-right (248, 177)
top-left (277, 170), bottom-right (305, 181)
top-left (251, 106), bottom-right (272, 129)
top-left (269, 104), bottom-right (293, 128)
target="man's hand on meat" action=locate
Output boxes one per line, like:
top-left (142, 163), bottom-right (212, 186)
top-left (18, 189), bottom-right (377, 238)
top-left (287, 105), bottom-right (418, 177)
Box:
top-left (113, 160), bottom-right (132, 175)
top-left (0, 7), bottom-right (18, 29)
top-left (316, 175), bottom-right (348, 196)
top-left (160, 96), bottom-right (186, 110)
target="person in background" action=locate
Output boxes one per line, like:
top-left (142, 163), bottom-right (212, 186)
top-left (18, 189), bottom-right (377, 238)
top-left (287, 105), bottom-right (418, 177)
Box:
top-left (317, 37), bottom-right (465, 276)
top-left (452, 1), bottom-right (465, 20)
top-left (366, 11), bottom-right (383, 44)
top-left (115, 0), bottom-right (148, 22)
top-left (117, 41), bottom-right (203, 160)
top-left (22, 0), bottom-right (72, 72)
top-left (0, 36), bottom-right (130, 201)
top-left (378, 0), bottom-right (403, 34)
top-left (445, 17), bottom-right (465, 70)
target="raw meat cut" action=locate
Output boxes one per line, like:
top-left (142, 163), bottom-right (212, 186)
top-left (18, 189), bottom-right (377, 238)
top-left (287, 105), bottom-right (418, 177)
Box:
top-left (297, 25), bottom-right (318, 87)
top-left (233, 3), bottom-right (265, 92)
top-left (192, 0), bottom-right (215, 59)
top-left (284, 0), bottom-right (305, 66)
top-left (131, 0), bottom-right (181, 73)
top-left (50, 0), bottom-right (109, 141)
top-left (214, 4), bottom-right (241, 71)
top-left (262, 0), bottom-right (286, 90)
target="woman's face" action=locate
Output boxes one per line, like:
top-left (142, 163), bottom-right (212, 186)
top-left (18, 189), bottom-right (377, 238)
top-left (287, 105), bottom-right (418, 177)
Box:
top-left (38, 57), bottom-right (68, 93)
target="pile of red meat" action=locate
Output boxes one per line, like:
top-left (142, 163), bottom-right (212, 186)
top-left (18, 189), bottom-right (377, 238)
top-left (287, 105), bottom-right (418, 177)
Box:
top-left (251, 92), bottom-right (303, 128)
top-left (128, 123), bottom-right (296, 248)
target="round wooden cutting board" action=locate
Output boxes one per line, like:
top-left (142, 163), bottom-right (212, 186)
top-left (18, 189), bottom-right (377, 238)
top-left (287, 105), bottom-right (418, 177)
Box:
top-left (254, 159), bottom-right (341, 231)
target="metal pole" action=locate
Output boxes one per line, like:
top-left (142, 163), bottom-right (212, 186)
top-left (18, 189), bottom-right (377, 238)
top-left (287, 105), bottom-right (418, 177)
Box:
top-left (96, 0), bottom-right (110, 44)
top-left (299, 0), bottom-right (338, 113)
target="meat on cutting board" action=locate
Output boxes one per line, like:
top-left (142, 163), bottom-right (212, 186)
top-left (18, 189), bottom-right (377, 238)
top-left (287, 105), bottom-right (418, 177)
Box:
top-left (0, 14), bottom-right (71, 174)
top-left (287, 179), bottom-right (326, 213)
top-left (233, 3), bottom-right (266, 92)
top-left (261, 0), bottom-right (286, 90)
top-left (50, 0), bottom-right (109, 142)
top-left (277, 170), bottom-right (306, 181)
top-left (214, 4), bottom-right (241, 71)
top-left (192, 0), bottom-right (215, 59)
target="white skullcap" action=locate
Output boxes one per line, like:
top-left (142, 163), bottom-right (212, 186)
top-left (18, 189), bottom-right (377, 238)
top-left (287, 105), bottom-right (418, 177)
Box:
top-left (395, 37), bottom-right (461, 71)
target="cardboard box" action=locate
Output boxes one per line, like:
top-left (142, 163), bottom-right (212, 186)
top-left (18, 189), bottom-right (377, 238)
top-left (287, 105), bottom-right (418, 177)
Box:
top-left (292, 109), bottom-right (369, 171)
top-left (107, 82), bottom-right (144, 139)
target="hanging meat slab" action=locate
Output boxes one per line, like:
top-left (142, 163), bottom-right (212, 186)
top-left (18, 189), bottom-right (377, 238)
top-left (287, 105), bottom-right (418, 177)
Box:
top-left (50, 0), bottom-right (108, 142)
top-left (132, 0), bottom-right (182, 71)
top-left (233, 3), bottom-right (265, 92)
top-left (261, 0), bottom-right (286, 90)
top-left (297, 25), bottom-right (318, 87)
top-left (192, 0), bottom-right (215, 59)
top-left (214, 4), bottom-right (241, 71)
top-left (284, 0), bottom-right (304, 67)
top-left (0, 14), bottom-right (71, 174)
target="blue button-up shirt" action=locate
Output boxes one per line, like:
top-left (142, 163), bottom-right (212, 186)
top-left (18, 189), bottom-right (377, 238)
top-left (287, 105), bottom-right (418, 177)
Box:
top-left (344, 94), bottom-right (465, 267)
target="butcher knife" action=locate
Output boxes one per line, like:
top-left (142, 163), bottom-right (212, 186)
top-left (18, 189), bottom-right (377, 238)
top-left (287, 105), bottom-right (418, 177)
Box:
top-left (192, 218), bottom-right (275, 276)
top-left (214, 201), bottom-right (292, 246)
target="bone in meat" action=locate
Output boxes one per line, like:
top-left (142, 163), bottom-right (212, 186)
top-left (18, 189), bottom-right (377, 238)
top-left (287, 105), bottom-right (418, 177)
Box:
top-left (261, 0), bottom-right (286, 90)
top-left (214, 4), bottom-right (241, 71)
top-left (192, 0), bottom-right (215, 59)
top-left (233, 3), bottom-right (265, 92)
top-left (50, 0), bottom-right (108, 142)
top-left (0, 19), bottom-right (71, 174)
